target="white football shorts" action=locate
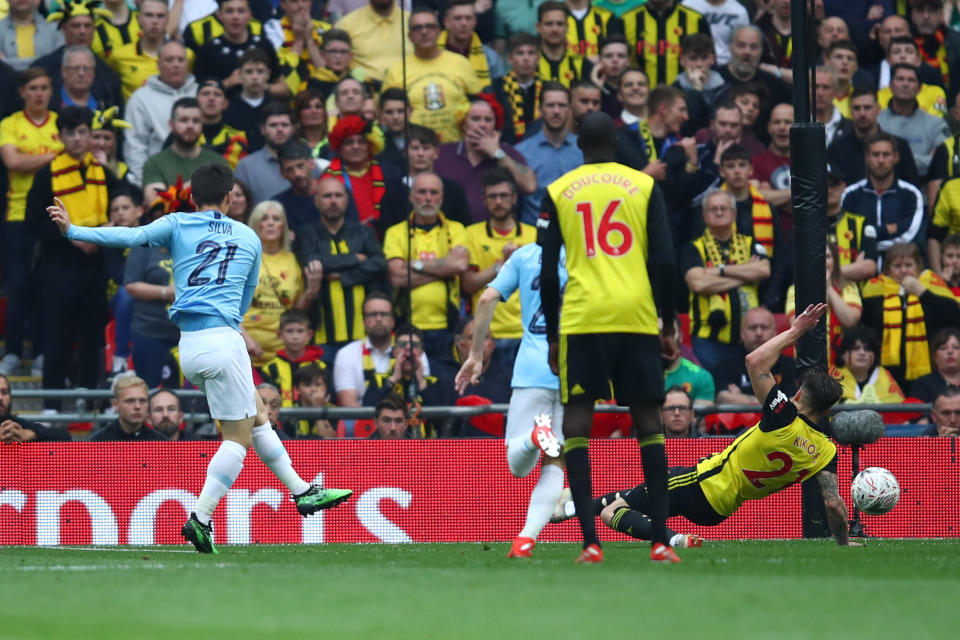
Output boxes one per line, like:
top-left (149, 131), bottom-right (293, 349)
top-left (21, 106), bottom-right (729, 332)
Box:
top-left (179, 327), bottom-right (257, 420)
top-left (505, 387), bottom-right (564, 444)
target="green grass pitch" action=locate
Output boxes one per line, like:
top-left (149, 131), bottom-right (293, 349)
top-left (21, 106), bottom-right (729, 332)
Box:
top-left (2, 540), bottom-right (958, 640)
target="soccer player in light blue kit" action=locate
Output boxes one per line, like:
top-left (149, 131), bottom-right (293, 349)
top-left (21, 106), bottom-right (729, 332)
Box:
top-left (455, 243), bottom-right (568, 558)
top-left (47, 164), bottom-right (352, 554)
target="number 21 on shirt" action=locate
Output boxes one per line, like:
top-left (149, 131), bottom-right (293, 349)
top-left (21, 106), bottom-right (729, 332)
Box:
top-left (575, 199), bottom-right (633, 257)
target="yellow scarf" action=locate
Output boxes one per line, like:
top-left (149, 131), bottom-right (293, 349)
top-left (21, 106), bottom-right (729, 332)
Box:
top-left (51, 152), bottom-right (108, 228)
top-left (862, 271), bottom-right (956, 380)
top-left (636, 120), bottom-right (657, 163)
top-left (722, 184), bottom-right (775, 257)
top-left (438, 30), bottom-right (491, 83)
top-left (501, 72), bottom-right (541, 139)
top-left (836, 366), bottom-right (904, 404)
top-left (691, 230), bottom-right (758, 343)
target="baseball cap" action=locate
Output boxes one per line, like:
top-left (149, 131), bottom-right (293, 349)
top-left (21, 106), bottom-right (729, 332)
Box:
top-left (826, 163), bottom-right (845, 183)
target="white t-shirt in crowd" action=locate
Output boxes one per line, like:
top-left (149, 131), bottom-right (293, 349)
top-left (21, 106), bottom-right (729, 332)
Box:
top-left (682, 0), bottom-right (749, 66)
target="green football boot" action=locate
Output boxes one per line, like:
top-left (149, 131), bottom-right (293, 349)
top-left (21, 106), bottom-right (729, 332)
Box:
top-left (294, 486), bottom-right (353, 516)
top-left (182, 513), bottom-right (218, 554)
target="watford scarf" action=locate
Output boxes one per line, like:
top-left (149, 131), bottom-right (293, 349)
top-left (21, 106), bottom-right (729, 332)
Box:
top-left (324, 158), bottom-right (385, 222)
top-left (51, 152), bottom-right (108, 228)
top-left (539, 52), bottom-right (584, 88)
top-left (862, 271), bottom-right (956, 380)
top-left (567, 9), bottom-right (607, 58)
top-left (363, 338), bottom-right (396, 385)
top-left (723, 184), bottom-right (775, 257)
top-left (917, 30), bottom-right (950, 88)
top-left (502, 72), bottom-right (541, 139)
top-left (281, 16), bottom-right (327, 62)
top-left (439, 30), bottom-right (491, 83)
top-left (691, 230), bottom-right (758, 343)
top-left (635, 120), bottom-right (657, 163)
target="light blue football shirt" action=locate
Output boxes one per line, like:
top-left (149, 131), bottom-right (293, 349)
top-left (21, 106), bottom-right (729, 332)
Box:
top-left (67, 210), bottom-right (261, 332)
top-left (488, 243), bottom-right (567, 390)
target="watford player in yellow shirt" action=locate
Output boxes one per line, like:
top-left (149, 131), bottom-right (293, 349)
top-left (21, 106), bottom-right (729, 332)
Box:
top-left (538, 112), bottom-right (678, 564)
top-left (554, 303), bottom-right (859, 547)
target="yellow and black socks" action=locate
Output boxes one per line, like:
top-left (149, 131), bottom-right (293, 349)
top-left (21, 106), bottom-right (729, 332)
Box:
top-left (563, 436), bottom-right (599, 548)
top-left (638, 433), bottom-right (669, 545)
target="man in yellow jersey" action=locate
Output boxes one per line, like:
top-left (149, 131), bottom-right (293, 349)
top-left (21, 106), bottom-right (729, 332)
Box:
top-left (382, 8), bottom-right (482, 143)
top-left (537, 111), bottom-right (679, 564)
top-left (555, 303), bottom-right (858, 547)
top-left (0, 67), bottom-right (62, 377)
top-left (384, 172), bottom-right (469, 363)
top-left (91, 0), bottom-right (139, 58)
top-left (462, 168), bottom-right (537, 357)
top-left (335, 0), bottom-right (411, 84)
top-left (536, 2), bottom-right (591, 88)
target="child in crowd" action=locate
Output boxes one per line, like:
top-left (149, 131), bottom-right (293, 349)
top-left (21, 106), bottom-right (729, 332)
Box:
top-left (290, 365), bottom-right (338, 439)
top-left (105, 188), bottom-right (144, 375)
top-left (255, 310), bottom-right (327, 407)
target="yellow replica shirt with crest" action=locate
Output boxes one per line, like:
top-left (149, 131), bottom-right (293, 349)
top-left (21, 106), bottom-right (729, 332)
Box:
top-left (92, 9), bottom-right (140, 58)
top-left (542, 162), bottom-right (659, 335)
top-left (696, 385), bottom-right (837, 517)
top-left (382, 51), bottom-right (482, 143)
top-left (465, 221), bottom-right (537, 339)
top-left (108, 41), bottom-right (195, 101)
top-left (877, 83), bottom-right (947, 118)
top-left (0, 110), bottom-right (62, 222)
top-left (383, 213), bottom-right (467, 331)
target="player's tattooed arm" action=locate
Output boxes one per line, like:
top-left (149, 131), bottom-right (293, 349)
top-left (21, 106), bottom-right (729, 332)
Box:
top-left (817, 470), bottom-right (851, 546)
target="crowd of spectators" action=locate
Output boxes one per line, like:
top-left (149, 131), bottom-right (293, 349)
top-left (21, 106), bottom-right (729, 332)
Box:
top-left (1, 0), bottom-right (959, 442)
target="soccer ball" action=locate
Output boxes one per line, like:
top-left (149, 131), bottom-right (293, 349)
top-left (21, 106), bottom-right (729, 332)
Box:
top-left (851, 467), bottom-right (900, 515)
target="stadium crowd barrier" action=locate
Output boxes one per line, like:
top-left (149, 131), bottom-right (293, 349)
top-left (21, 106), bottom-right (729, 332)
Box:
top-left (1, 437), bottom-right (955, 546)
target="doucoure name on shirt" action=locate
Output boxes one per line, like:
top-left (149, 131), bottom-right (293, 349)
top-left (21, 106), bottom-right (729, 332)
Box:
top-left (207, 221), bottom-right (233, 235)
top-left (560, 173), bottom-right (641, 200)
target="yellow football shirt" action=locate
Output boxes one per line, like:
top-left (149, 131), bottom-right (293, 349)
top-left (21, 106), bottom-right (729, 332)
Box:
top-left (108, 41), bottom-right (195, 101)
top-left (15, 24), bottom-right (35, 58)
top-left (92, 10), bottom-right (140, 58)
top-left (696, 386), bottom-right (837, 517)
top-left (877, 83), bottom-right (948, 117)
top-left (546, 162), bottom-right (658, 335)
top-left (465, 221), bottom-right (537, 339)
top-left (334, 3), bottom-right (411, 82)
top-left (932, 176), bottom-right (960, 235)
top-left (242, 250), bottom-right (304, 368)
top-left (382, 214), bottom-right (467, 331)
top-left (382, 51), bottom-right (483, 143)
top-left (0, 110), bottom-right (63, 223)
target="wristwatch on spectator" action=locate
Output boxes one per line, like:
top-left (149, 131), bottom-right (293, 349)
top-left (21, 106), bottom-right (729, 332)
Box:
top-left (412, 259), bottom-right (425, 272)
top-left (493, 149), bottom-right (506, 161)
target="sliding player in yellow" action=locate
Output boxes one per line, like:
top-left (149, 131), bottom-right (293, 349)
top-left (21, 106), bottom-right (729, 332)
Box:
top-left (554, 303), bottom-right (861, 547)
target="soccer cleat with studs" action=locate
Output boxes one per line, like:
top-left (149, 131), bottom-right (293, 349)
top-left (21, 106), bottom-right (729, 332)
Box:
top-left (294, 486), bottom-right (353, 516)
top-left (575, 544), bottom-right (603, 564)
top-left (650, 542), bottom-right (681, 563)
top-left (675, 533), bottom-right (705, 549)
top-left (507, 536), bottom-right (536, 558)
top-left (531, 413), bottom-right (561, 457)
top-left (549, 487), bottom-right (573, 524)
top-left (181, 512), bottom-right (218, 554)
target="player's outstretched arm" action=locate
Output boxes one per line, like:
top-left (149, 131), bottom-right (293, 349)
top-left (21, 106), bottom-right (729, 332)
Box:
top-left (816, 469), bottom-right (860, 546)
top-left (745, 303), bottom-right (828, 402)
top-left (455, 287), bottom-right (500, 394)
top-left (48, 197), bottom-right (160, 248)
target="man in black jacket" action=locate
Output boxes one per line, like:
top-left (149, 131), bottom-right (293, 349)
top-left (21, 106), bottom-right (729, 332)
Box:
top-left (0, 374), bottom-right (71, 442)
top-left (89, 375), bottom-right (168, 441)
top-left (294, 177), bottom-right (387, 362)
top-left (26, 106), bottom-right (121, 410)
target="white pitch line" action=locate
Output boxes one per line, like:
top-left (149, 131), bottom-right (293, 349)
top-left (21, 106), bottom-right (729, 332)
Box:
top-left (10, 562), bottom-right (233, 571)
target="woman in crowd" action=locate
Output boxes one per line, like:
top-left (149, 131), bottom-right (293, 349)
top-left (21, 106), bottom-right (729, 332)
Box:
top-left (226, 180), bottom-right (253, 223)
top-left (294, 87), bottom-right (331, 162)
top-left (834, 326), bottom-right (905, 405)
top-left (861, 242), bottom-right (960, 388)
top-left (786, 242), bottom-right (861, 366)
top-left (240, 201), bottom-right (323, 367)
top-left (909, 328), bottom-right (960, 404)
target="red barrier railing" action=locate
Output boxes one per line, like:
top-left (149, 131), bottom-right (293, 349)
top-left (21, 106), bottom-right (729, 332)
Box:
top-left (1, 439), bottom-right (955, 545)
